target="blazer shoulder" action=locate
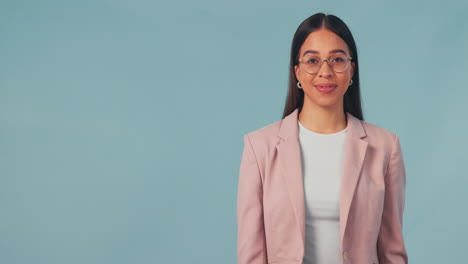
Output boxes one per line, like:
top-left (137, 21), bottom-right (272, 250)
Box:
top-left (360, 119), bottom-right (399, 151)
top-left (243, 118), bottom-right (283, 152)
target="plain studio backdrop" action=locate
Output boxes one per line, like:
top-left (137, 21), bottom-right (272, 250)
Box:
top-left (1, 0), bottom-right (467, 263)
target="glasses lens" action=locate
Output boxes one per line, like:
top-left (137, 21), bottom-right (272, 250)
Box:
top-left (330, 55), bottom-right (349, 72)
top-left (301, 55), bottom-right (321, 73)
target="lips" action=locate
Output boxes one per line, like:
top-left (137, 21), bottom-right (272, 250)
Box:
top-left (315, 83), bottom-right (337, 94)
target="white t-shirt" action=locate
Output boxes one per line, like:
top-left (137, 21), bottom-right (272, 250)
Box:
top-left (298, 120), bottom-right (348, 264)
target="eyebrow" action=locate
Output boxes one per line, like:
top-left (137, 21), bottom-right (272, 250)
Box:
top-left (302, 49), bottom-right (348, 57)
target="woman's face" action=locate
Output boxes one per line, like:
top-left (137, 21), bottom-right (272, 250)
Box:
top-left (294, 28), bottom-right (355, 110)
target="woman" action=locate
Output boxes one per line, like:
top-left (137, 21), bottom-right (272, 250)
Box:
top-left (237, 13), bottom-right (408, 264)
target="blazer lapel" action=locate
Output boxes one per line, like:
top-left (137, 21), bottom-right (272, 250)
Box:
top-left (275, 108), bottom-right (368, 249)
top-left (339, 111), bottom-right (368, 247)
top-left (276, 108), bottom-right (306, 246)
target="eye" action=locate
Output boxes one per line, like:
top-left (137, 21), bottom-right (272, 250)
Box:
top-left (331, 56), bottom-right (346, 63)
top-left (305, 58), bottom-right (319, 64)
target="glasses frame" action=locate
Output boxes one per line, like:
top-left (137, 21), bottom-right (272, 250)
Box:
top-left (298, 55), bottom-right (353, 74)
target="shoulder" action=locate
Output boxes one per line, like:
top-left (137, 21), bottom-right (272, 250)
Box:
top-left (359, 118), bottom-right (399, 152)
top-left (242, 113), bottom-right (401, 154)
top-left (361, 119), bottom-right (396, 137)
top-left (242, 118), bottom-right (283, 153)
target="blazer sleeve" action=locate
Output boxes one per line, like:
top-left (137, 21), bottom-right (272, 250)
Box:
top-left (237, 134), bottom-right (268, 264)
top-left (377, 134), bottom-right (408, 264)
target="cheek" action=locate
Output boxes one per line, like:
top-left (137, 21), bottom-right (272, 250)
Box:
top-left (340, 78), bottom-right (349, 87)
top-left (339, 73), bottom-right (352, 86)
top-left (336, 77), bottom-right (350, 94)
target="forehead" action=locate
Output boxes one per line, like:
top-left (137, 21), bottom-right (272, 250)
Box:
top-left (300, 29), bottom-right (350, 56)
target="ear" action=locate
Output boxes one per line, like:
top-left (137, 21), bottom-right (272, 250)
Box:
top-left (294, 64), bottom-right (300, 82)
top-left (350, 62), bottom-right (356, 79)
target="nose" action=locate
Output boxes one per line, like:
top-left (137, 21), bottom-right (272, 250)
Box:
top-left (318, 60), bottom-right (332, 77)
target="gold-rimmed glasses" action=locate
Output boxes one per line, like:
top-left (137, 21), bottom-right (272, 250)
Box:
top-left (298, 54), bottom-right (352, 74)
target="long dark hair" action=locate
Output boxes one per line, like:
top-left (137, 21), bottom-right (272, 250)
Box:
top-left (282, 13), bottom-right (364, 121)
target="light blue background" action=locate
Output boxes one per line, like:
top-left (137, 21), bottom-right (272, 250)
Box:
top-left (1, 0), bottom-right (467, 263)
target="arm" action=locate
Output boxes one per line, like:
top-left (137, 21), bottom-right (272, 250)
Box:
top-left (237, 134), bottom-right (268, 264)
top-left (377, 134), bottom-right (408, 264)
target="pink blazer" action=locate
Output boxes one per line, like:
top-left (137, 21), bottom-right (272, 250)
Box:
top-left (237, 108), bottom-right (408, 264)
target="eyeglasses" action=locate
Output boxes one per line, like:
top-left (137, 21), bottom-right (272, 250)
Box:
top-left (298, 54), bottom-right (352, 74)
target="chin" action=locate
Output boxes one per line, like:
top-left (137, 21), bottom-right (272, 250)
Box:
top-left (317, 97), bottom-right (345, 108)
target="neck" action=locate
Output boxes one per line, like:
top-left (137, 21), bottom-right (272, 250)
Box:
top-left (298, 103), bottom-right (347, 134)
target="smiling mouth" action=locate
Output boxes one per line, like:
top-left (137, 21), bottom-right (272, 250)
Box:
top-left (315, 84), bottom-right (336, 94)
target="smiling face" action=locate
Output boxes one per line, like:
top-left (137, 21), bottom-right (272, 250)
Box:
top-left (294, 28), bottom-right (355, 110)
